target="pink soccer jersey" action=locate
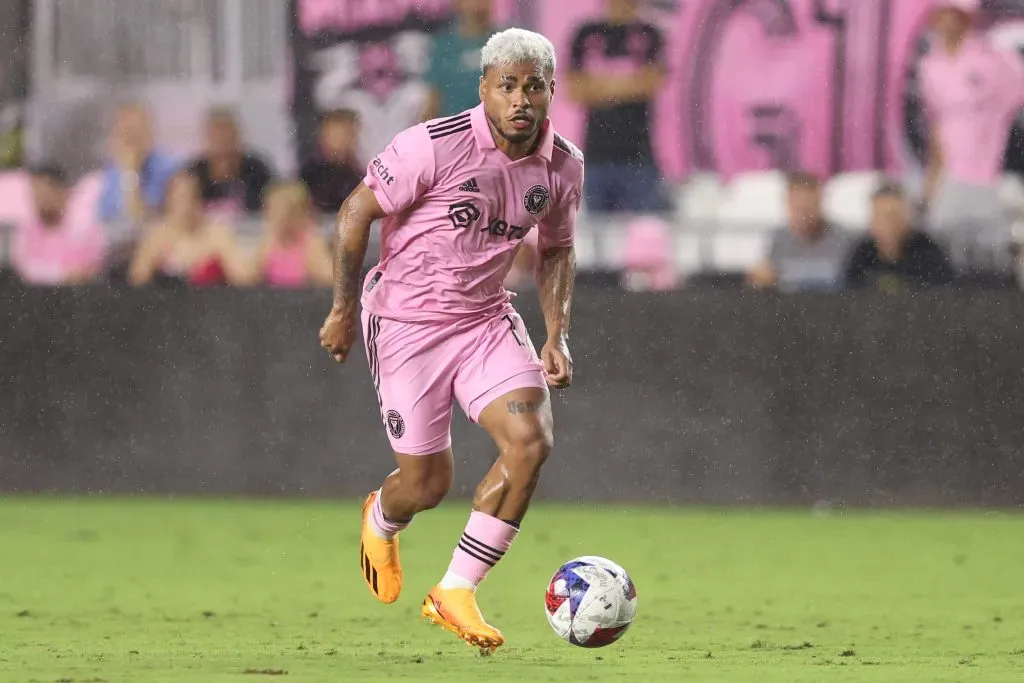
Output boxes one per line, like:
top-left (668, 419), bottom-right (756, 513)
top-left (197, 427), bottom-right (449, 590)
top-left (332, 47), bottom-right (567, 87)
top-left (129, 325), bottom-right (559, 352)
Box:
top-left (921, 37), bottom-right (1024, 185)
top-left (360, 103), bottom-right (584, 322)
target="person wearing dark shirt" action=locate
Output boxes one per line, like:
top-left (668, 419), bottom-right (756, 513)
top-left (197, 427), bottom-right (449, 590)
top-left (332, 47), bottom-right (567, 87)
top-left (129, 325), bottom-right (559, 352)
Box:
top-left (299, 109), bottom-right (364, 214)
top-left (567, 0), bottom-right (666, 213)
top-left (187, 108), bottom-right (273, 217)
top-left (846, 182), bottom-right (954, 291)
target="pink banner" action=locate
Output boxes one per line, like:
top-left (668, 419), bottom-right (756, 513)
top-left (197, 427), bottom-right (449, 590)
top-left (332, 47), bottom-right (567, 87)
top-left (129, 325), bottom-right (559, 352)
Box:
top-left (296, 0), bottom-right (516, 36)
top-left (540, 0), bottom-right (1024, 180)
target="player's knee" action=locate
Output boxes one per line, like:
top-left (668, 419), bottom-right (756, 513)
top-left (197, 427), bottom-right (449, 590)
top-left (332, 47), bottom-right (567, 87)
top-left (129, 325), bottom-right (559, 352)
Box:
top-left (412, 471), bottom-right (451, 511)
top-left (504, 425), bottom-right (553, 474)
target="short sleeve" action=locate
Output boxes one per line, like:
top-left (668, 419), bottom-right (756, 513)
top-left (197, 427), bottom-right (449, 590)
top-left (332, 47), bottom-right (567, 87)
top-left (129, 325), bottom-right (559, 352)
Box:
top-left (538, 178), bottom-right (583, 251)
top-left (97, 167), bottom-right (121, 222)
top-left (994, 48), bottom-right (1024, 110)
top-left (144, 152), bottom-right (181, 210)
top-left (68, 221), bottom-right (108, 274)
top-left (363, 125), bottom-right (436, 215)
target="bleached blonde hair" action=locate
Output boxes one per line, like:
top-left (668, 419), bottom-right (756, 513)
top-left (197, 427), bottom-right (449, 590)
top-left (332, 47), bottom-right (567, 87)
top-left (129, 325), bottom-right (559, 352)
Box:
top-left (480, 28), bottom-right (557, 75)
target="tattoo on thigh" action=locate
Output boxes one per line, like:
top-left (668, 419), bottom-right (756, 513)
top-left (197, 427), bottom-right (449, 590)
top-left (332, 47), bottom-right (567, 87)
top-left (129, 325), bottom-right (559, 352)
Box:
top-left (507, 400), bottom-right (539, 415)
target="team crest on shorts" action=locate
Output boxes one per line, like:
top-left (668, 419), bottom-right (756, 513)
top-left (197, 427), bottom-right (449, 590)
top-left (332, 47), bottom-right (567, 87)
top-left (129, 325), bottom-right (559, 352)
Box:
top-left (524, 185), bottom-right (550, 214)
top-left (386, 410), bottom-right (405, 439)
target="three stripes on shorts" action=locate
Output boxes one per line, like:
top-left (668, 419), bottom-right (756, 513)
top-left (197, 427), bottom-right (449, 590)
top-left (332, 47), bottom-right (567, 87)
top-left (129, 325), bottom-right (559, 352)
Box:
top-left (365, 314), bottom-right (384, 421)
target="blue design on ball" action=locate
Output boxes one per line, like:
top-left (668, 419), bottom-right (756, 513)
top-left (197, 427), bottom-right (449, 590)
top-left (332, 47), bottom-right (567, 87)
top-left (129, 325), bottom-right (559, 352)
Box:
top-left (556, 561), bottom-right (594, 619)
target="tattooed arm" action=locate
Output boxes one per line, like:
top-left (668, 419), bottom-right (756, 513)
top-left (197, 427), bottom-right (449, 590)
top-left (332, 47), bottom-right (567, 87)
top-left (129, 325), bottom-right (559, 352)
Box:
top-left (319, 183), bottom-right (386, 363)
top-left (536, 242), bottom-right (577, 389)
top-left (537, 245), bottom-right (576, 344)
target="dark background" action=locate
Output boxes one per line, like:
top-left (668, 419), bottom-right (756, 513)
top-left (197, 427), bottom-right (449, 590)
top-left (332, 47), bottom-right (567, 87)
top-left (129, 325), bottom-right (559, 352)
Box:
top-left (3, 286), bottom-right (1024, 506)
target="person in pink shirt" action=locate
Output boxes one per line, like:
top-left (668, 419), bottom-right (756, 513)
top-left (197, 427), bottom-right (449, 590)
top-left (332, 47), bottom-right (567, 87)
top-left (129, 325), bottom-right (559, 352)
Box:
top-left (920, 0), bottom-right (1024, 235)
top-left (252, 182), bottom-right (332, 288)
top-left (10, 166), bottom-right (107, 286)
top-left (318, 28), bottom-right (583, 652)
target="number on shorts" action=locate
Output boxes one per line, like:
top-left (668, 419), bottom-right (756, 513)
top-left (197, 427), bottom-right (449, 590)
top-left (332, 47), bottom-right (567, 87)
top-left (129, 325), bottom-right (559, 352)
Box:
top-left (502, 314), bottom-right (525, 347)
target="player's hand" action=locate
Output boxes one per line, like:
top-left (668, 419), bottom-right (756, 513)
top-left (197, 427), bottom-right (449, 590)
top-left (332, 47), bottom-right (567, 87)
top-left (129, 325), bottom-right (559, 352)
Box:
top-left (319, 306), bottom-right (356, 363)
top-left (541, 337), bottom-right (573, 389)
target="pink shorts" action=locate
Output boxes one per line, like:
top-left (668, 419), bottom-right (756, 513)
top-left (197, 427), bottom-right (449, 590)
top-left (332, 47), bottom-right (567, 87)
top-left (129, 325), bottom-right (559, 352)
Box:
top-left (361, 307), bottom-right (548, 455)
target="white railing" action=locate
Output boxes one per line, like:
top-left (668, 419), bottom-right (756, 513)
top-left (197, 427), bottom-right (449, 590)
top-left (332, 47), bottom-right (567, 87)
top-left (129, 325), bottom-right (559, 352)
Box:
top-left (27, 0), bottom-right (292, 174)
top-left (31, 0), bottom-right (286, 94)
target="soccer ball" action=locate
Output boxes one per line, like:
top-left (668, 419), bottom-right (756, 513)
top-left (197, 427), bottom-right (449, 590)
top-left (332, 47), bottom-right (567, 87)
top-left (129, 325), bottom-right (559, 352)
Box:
top-left (544, 555), bottom-right (638, 647)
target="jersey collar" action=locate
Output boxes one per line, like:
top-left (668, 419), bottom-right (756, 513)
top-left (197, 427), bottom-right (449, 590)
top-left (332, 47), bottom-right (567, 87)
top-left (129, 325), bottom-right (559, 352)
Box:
top-left (470, 103), bottom-right (554, 162)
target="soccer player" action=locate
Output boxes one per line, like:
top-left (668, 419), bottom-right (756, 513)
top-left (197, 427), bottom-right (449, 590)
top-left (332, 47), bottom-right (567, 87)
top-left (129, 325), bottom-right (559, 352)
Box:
top-left (318, 29), bottom-right (583, 653)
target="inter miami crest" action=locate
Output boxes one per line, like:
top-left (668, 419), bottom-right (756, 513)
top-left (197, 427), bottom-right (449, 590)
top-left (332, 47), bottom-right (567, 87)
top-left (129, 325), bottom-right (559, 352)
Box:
top-left (386, 410), bottom-right (405, 439)
top-left (524, 185), bottom-right (550, 214)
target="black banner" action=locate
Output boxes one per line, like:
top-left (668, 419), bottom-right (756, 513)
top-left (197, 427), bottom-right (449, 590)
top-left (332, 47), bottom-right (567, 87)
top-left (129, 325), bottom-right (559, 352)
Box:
top-left (3, 286), bottom-right (1024, 507)
top-left (288, 0), bottom-right (455, 169)
top-left (0, 0), bottom-right (29, 169)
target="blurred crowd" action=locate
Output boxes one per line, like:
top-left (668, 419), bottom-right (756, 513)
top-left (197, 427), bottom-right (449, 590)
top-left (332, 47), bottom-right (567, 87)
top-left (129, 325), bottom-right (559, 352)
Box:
top-left (1, 0), bottom-right (1022, 294)
top-left (0, 102), bottom-right (358, 289)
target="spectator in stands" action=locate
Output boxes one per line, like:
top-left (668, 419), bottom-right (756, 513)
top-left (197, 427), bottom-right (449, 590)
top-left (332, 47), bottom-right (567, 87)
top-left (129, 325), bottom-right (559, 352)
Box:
top-left (620, 215), bottom-right (678, 291)
top-left (128, 171), bottom-right (250, 287)
top-left (921, 0), bottom-right (1024, 232)
top-left (98, 102), bottom-right (179, 224)
top-left (299, 110), bottom-right (363, 214)
top-left (9, 165), bottom-right (106, 286)
top-left (421, 0), bottom-right (494, 120)
top-left (567, 0), bottom-right (666, 213)
top-left (748, 172), bottom-right (851, 292)
top-left (188, 108), bottom-right (274, 219)
top-left (846, 182), bottom-right (953, 290)
top-left (251, 182), bottom-right (332, 288)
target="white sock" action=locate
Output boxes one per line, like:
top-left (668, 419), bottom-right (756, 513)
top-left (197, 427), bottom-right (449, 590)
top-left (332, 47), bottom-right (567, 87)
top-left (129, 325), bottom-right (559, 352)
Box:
top-left (369, 490), bottom-right (409, 540)
top-left (438, 570), bottom-right (477, 591)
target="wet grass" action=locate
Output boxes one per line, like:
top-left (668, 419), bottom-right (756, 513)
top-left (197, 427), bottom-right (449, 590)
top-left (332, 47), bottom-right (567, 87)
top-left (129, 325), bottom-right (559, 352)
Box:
top-left (2, 497), bottom-right (1023, 682)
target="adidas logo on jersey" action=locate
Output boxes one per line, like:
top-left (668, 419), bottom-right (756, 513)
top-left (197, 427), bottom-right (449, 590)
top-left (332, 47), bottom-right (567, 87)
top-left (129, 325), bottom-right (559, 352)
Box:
top-left (459, 178), bottom-right (480, 192)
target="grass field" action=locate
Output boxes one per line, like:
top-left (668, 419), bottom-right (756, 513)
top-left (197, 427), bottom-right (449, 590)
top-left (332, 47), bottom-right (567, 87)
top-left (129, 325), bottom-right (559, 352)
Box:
top-left (2, 497), bottom-right (1024, 682)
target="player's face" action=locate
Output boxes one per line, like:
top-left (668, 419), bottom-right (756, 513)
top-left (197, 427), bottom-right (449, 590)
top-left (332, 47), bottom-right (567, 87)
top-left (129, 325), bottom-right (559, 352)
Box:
top-left (480, 62), bottom-right (554, 144)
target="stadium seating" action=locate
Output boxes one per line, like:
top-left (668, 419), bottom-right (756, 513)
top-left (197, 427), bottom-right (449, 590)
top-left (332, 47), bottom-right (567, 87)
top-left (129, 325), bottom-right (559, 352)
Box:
top-left (715, 170), bottom-right (788, 231)
top-left (999, 173), bottom-right (1024, 218)
top-left (4, 166), bottom-right (1021, 283)
top-left (822, 171), bottom-right (884, 232)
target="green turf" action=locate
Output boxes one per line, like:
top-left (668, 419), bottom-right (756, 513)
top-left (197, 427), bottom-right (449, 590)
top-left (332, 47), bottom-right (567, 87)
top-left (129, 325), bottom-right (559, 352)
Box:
top-left (2, 497), bottom-right (1023, 682)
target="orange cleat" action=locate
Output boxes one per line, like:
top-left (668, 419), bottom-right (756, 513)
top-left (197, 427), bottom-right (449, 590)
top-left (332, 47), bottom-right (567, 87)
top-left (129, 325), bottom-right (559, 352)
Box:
top-left (359, 491), bottom-right (402, 603)
top-left (421, 585), bottom-right (505, 653)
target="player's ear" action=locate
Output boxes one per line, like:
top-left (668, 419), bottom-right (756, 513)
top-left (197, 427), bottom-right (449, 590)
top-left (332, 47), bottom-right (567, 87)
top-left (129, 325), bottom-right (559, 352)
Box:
top-left (478, 73), bottom-right (486, 102)
top-left (549, 77), bottom-right (556, 100)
